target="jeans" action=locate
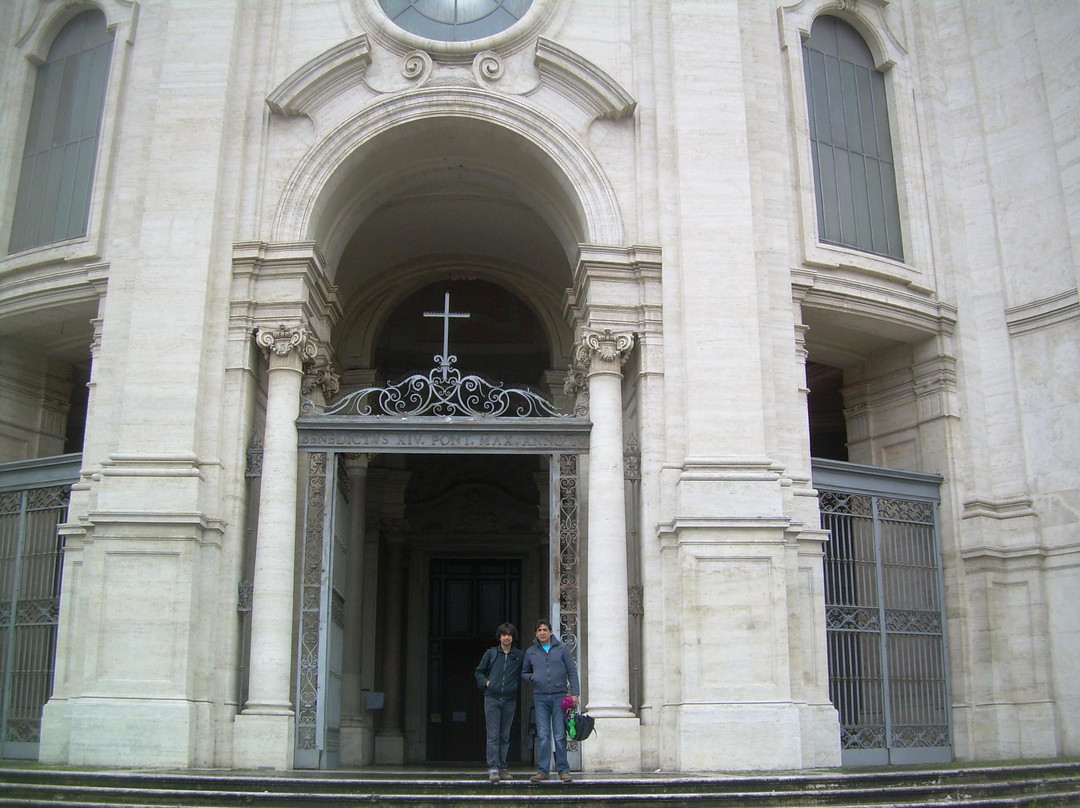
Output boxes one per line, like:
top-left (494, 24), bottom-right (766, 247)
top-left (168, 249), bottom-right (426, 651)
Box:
top-left (533, 691), bottom-right (569, 774)
top-left (484, 696), bottom-right (517, 772)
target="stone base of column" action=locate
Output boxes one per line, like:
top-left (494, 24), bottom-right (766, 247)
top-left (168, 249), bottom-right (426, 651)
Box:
top-left (41, 696), bottom-right (200, 767)
top-left (669, 703), bottom-right (810, 771)
top-left (375, 731), bottom-right (405, 764)
top-left (797, 702), bottom-right (843, 768)
top-left (340, 720), bottom-right (375, 766)
top-left (233, 712), bottom-right (295, 770)
top-left (581, 711), bottom-right (641, 772)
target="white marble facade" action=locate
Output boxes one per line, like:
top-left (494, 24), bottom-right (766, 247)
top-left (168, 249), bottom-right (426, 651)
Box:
top-left (0, 0), bottom-right (1077, 773)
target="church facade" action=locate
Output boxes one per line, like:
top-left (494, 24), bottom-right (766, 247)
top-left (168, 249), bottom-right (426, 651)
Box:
top-left (0, 0), bottom-right (1077, 773)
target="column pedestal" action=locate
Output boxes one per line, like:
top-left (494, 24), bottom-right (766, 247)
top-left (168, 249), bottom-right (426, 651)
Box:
top-left (233, 712), bottom-right (295, 770)
top-left (582, 713), bottom-right (642, 772)
top-left (375, 731), bottom-right (405, 764)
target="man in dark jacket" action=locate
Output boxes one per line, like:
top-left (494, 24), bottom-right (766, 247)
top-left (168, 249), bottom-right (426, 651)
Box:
top-left (475, 622), bottom-right (524, 782)
top-left (521, 619), bottom-right (579, 783)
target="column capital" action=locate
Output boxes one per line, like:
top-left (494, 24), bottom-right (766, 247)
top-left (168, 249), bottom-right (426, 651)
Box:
top-left (575, 328), bottom-right (635, 373)
top-left (254, 325), bottom-right (318, 367)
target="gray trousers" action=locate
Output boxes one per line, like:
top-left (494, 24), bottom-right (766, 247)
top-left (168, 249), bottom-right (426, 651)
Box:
top-left (483, 695), bottom-right (517, 772)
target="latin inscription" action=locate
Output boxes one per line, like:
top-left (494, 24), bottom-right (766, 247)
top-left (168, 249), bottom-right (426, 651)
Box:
top-left (300, 430), bottom-right (588, 451)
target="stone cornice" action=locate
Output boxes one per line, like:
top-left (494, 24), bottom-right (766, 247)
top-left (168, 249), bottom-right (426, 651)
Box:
top-left (534, 37), bottom-right (636, 121)
top-left (266, 35), bottom-right (372, 117)
top-left (1004, 288), bottom-right (1079, 336)
top-left (231, 241), bottom-right (342, 342)
top-left (961, 496), bottom-right (1036, 520)
top-left (792, 266), bottom-right (956, 337)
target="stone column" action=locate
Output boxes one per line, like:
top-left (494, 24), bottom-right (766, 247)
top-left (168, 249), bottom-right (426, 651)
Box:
top-left (578, 328), bottom-right (641, 771)
top-left (234, 325), bottom-right (315, 770)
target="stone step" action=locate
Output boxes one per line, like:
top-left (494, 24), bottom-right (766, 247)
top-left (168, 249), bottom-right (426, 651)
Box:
top-left (0, 761), bottom-right (1078, 807)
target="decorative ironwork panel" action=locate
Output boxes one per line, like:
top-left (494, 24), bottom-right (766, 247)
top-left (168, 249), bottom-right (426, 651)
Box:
top-left (556, 454), bottom-right (580, 655)
top-left (302, 356), bottom-right (565, 418)
top-left (295, 453), bottom-right (327, 751)
top-left (0, 481), bottom-right (70, 757)
top-left (819, 473), bottom-right (951, 765)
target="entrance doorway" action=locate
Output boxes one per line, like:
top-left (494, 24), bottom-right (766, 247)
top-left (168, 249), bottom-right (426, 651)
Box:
top-left (426, 558), bottom-right (522, 762)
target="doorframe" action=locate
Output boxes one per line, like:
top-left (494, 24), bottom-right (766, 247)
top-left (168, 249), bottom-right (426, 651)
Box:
top-left (294, 416), bottom-right (589, 766)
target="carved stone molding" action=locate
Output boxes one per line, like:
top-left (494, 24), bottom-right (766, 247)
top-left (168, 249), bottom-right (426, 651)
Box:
top-left (301, 354), bottom-right (341, 402)
top-left (534, 37), bottom-right (636, 121)
top-left (266, 35), bottom-right (372, 117)
top-left (624, 434), bottom-right (641, 482)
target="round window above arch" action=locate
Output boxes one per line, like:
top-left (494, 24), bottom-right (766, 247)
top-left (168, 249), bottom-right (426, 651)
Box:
top-left (379, 0), bottom-right (533, 42)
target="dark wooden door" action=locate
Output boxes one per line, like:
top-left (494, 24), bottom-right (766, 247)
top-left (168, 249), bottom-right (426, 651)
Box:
top-left (427, 558), bottom-right (521, 762)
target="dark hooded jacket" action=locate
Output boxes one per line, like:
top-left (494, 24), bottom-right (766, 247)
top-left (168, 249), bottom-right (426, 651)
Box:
top-left (475, 646), bottom-right (524, 701)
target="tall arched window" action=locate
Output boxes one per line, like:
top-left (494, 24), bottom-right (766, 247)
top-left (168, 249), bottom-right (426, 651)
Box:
top-left (803, 16), bottom-right (903, 261)
top-left (8, 10), bottom-right (114, 254)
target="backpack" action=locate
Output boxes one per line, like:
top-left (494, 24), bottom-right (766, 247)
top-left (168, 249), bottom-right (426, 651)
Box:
top-left (566, 710), bottom-right (596, 741)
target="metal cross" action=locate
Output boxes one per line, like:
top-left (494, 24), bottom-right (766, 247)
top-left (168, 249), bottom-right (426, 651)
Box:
top-left (424, 291), bottom-right (470, 380)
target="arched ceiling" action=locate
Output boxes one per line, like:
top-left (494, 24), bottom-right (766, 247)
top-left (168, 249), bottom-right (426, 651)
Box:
top-left (322, 116), bottom-right (580, 374)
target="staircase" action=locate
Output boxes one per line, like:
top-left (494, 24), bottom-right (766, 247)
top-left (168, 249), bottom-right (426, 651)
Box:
top-left (1, 760), bottom-right (1079, 807)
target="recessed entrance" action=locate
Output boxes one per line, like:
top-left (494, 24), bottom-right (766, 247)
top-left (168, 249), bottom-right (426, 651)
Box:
top-left (426, 557), bottom-right (522, 763)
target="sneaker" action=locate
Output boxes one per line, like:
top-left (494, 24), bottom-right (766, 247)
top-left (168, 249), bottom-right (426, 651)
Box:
top-left (529, 772), bottom-right (549, 783)
top-left (499, 770), bottom-right (513, 780)
top-left (560, 772), bottom-right (573, 784)
top-left (488, 771), bottom-right (499, 783)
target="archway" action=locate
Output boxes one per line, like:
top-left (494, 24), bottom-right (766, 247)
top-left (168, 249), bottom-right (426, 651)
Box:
top-left (282, 111), bottom-right (595, 768)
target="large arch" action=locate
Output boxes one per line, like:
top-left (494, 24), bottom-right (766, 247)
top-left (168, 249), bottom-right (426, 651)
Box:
top-left (270, 87), bottom-right (627, 267)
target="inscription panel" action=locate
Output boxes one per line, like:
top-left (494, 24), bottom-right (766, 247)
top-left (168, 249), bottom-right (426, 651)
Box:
top-left (298, 420), bottom-right (590, 453)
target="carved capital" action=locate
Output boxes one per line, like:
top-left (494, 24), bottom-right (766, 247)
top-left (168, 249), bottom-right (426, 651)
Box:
top-left (255, 324), bottom-right (318, 363)
top-left (575, 328), bottom-right (635, 369)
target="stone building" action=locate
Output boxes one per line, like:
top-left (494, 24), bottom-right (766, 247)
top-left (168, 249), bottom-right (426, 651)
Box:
top-left (0, 0), bottom-right (1077, 774)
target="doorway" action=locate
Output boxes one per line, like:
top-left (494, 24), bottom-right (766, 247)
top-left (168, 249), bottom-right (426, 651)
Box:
top-left (426, 558), bottom-right (522, 762)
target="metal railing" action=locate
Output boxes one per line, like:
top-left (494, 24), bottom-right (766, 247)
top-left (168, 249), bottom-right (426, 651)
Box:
top-left (813, 459), bottom-right (952, 765)
top-left (0, 454), bottom-right (80, 760)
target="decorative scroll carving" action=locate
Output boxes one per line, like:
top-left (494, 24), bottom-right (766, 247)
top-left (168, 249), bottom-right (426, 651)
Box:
top-left (577, 328), bottom-right (635, 367)
top-left (303, 355), bottom-right (565, 418)
top-left (473, 51), bottom-right (503, 83)
top-left (563, 365), bottom-right (589, 418)
top-left (301, 354), bottom-right (341, 402)
top-left (255, 324), bottom-right (318, 363)
top-left (402, 49), bottom-right (432, 83)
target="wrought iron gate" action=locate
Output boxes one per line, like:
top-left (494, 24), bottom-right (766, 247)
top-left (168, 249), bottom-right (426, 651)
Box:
top-left (0, 455), bottom-right (79, 760)
top-left (813, 460), bottom-right (952, 765)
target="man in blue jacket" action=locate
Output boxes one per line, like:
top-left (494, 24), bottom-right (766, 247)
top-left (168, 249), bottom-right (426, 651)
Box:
top-left (521, 619), bottom-right (579, 783)
top-left (475, 623), bottom-right (524, 782)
